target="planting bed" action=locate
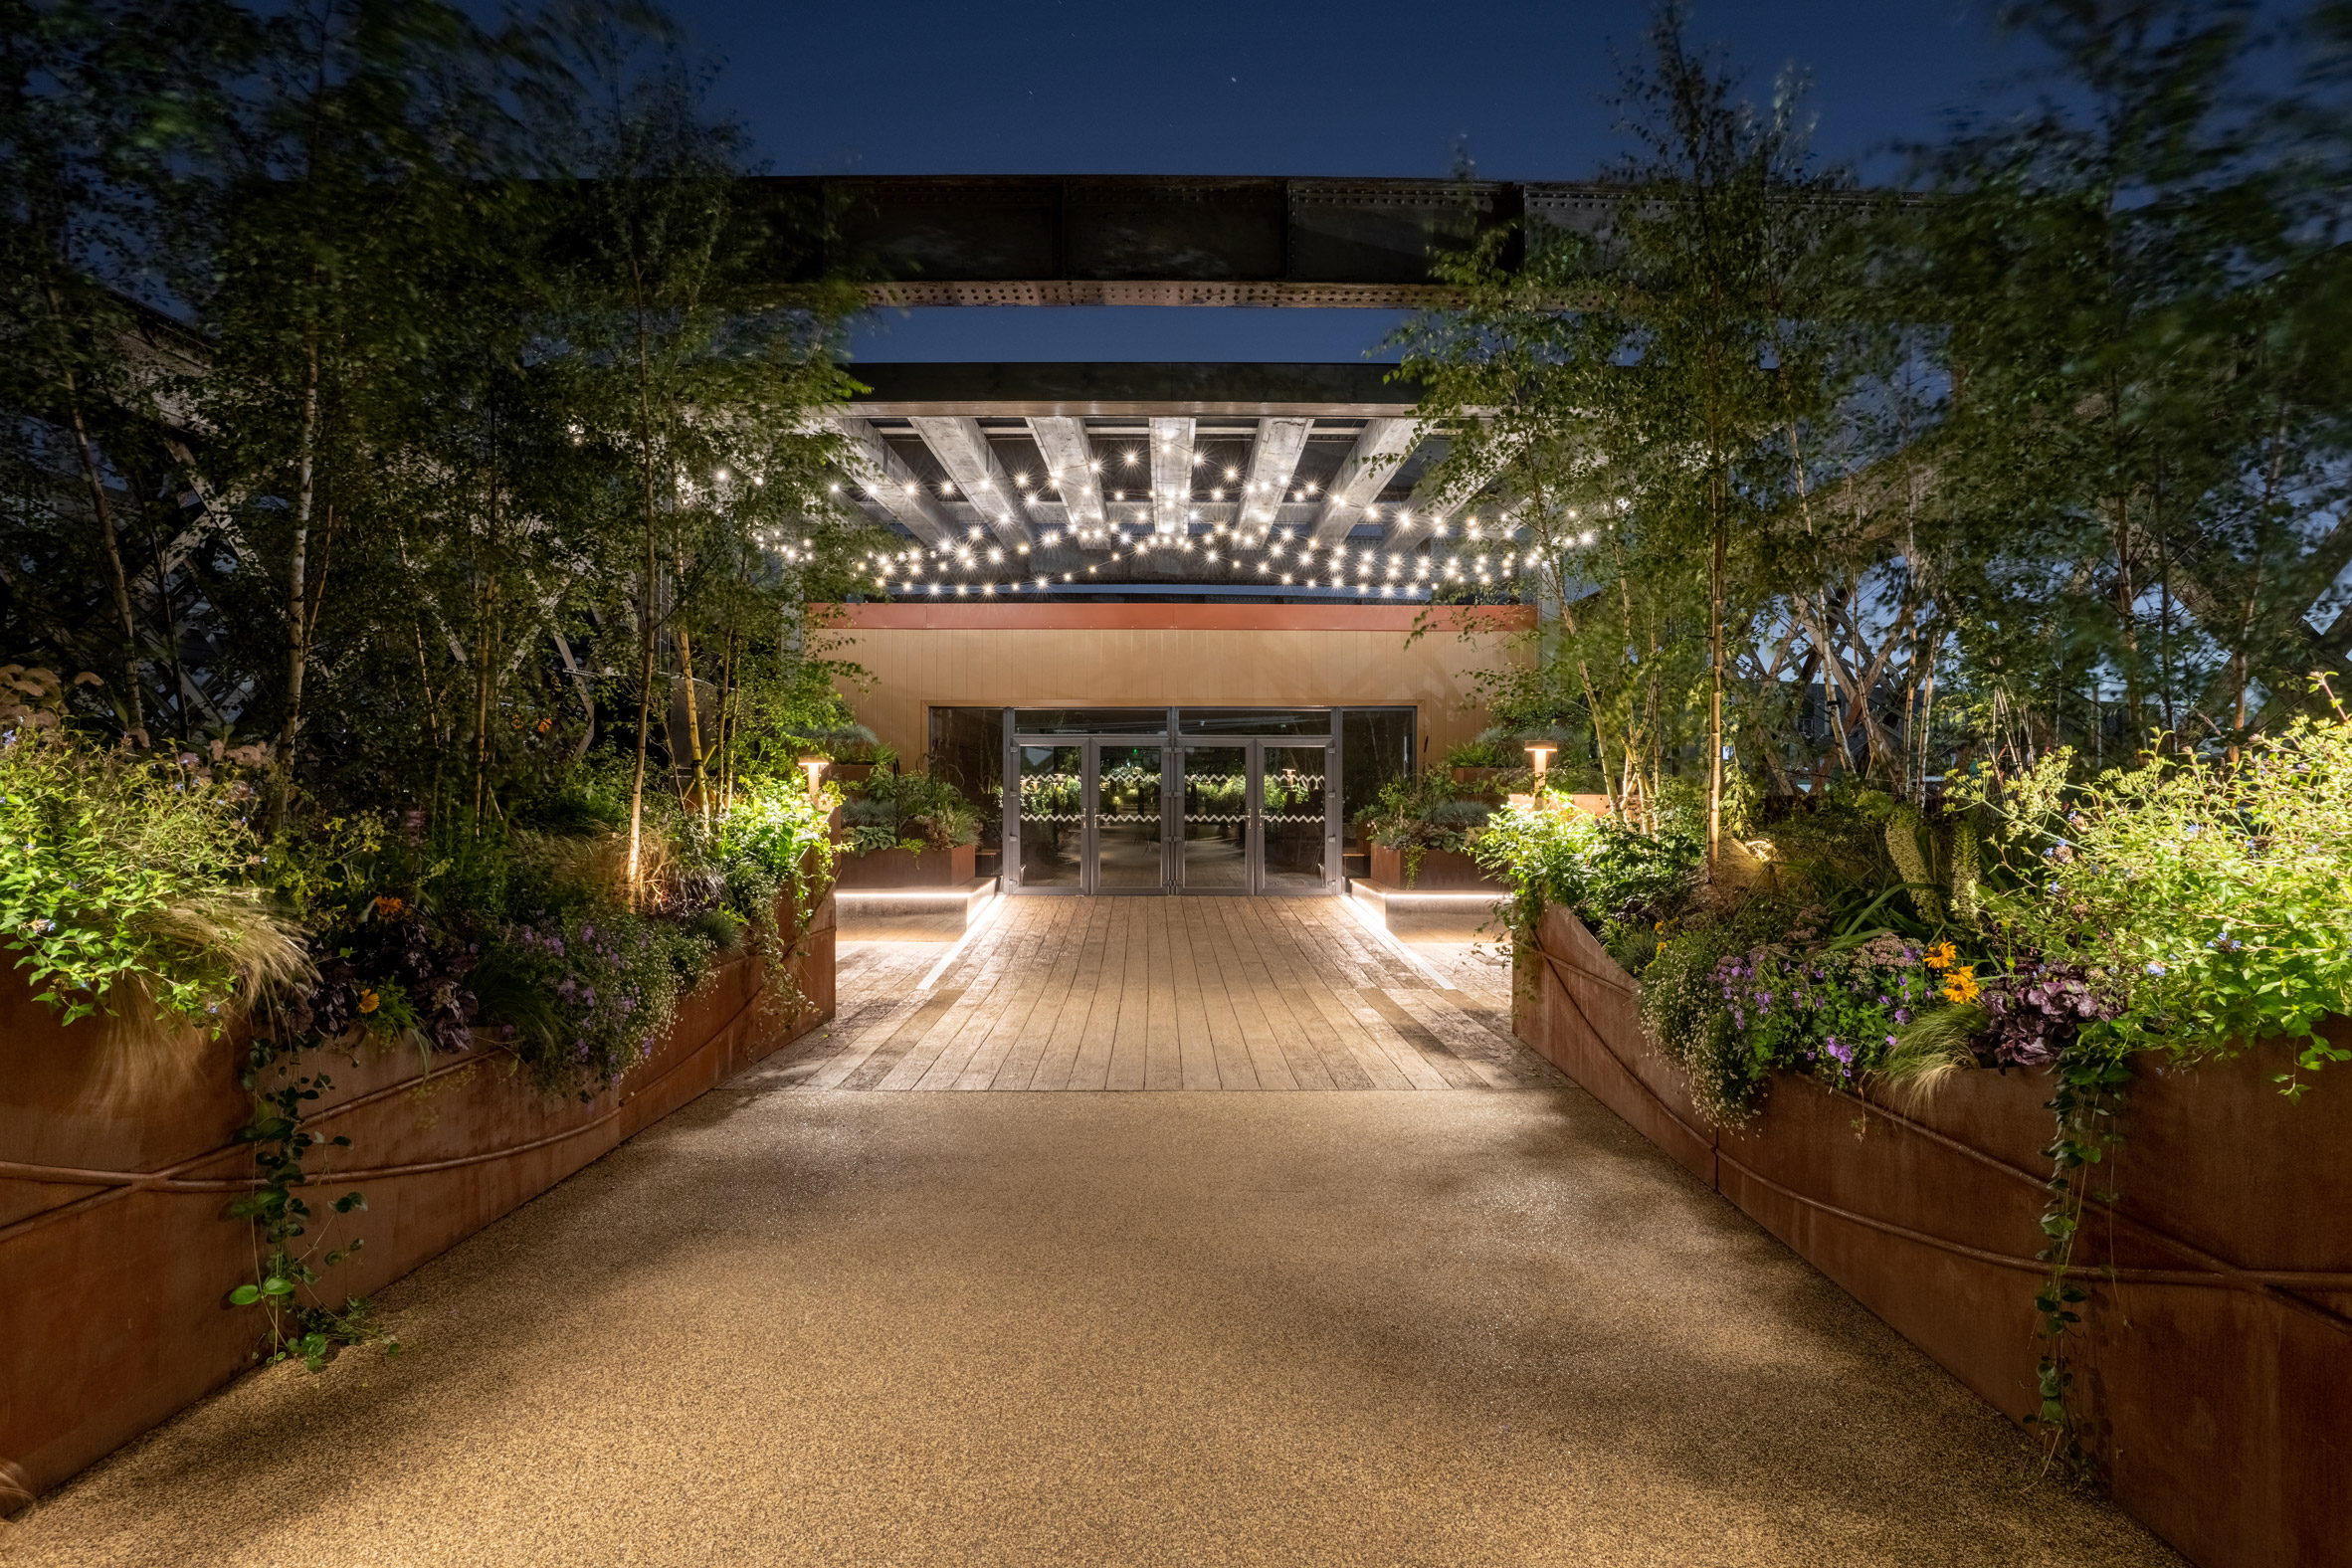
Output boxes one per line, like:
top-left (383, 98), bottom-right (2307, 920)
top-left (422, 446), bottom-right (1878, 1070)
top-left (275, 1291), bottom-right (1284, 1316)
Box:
top-left (0, 897), bottom-right (835, 1504)
top-left (1515, 901), bottom-right (2352, 1568)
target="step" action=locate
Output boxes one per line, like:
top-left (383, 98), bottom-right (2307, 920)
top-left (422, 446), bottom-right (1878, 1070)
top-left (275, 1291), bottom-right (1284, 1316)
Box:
top-left (834, 876), bottom-right (1000, 928)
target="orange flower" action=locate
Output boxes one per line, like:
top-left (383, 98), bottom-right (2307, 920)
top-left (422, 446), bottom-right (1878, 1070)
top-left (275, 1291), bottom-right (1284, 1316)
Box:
top-left (373, 895), bottom-right (405, 917)
top-left (1923, 941), bottom-right (1958, 971)
top-left (1942, 970), bottom-right (1981, 1005)
top-left (358, 989), bottom-right (380, 1014)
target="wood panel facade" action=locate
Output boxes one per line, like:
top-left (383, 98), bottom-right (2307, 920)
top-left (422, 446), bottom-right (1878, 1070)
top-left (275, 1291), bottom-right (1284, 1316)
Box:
top-left (816, 603), bottom-right (1533, 761)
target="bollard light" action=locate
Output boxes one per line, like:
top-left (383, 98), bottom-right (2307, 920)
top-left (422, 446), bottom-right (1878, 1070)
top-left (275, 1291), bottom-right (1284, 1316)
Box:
top-left (1524, 742), bottom-right (1556, 781)
top-left (799, 755), bottom-right (827, 802)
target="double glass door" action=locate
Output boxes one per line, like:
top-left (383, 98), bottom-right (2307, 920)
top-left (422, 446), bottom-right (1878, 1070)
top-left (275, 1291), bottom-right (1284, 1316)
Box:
top-left (1010, 736), bottom-right (1334, 895)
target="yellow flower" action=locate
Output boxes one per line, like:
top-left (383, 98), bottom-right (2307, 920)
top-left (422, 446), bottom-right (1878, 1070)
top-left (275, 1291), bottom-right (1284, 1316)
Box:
top-left (1924, 941), bottom-right (1958, 971)
top-left (358, 989), bottom-right (380, 1014)
top-left (1942, 970), bottom-right (1980, 1005)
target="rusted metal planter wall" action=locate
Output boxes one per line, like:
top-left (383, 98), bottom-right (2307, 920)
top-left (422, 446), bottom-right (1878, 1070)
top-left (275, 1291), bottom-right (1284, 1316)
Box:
top-left (0, 896), bottom-right (835, 1505)
top-left (834, 842), bottom-right (977, 887)
top-left (1367, 846), bottom-right (1502, 890)
top-left (1514, 902), bottom-right (2352, 1568)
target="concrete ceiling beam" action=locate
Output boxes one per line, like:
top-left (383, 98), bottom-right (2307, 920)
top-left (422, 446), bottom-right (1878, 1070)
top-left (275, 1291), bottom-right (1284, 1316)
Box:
top-left (834, 416), bottom-right (954, 545)
top-left (1025, 417), bottom-right (1110, 548)
top-left (1148, 416), bottom-right (1196, 534)
top-left (1234, 416), bottom-right (1312, 537)
top-left (1308, 418), bottom-right (1421, 541)
top-left (908, 416), bottom-right (1037, 548)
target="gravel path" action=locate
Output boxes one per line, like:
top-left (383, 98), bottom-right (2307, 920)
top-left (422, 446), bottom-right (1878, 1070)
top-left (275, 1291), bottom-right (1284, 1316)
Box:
top-left (1, 921), bottom-right (2178, 1566)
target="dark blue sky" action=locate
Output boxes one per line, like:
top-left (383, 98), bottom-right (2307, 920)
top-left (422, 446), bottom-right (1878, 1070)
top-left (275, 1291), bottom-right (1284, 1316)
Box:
top-left (666, 0), bottom-right (2023, 361)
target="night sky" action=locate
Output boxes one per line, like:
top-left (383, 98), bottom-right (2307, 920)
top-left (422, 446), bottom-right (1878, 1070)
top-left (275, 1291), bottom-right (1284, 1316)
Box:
top-left (662, 1), bottom-right (2023, 362)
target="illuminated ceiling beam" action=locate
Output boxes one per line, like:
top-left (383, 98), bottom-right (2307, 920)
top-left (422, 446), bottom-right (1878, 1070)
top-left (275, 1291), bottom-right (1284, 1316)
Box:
top-left (1309, 418), bottom-right (1420, 541)
top-left (908, 417), bottom-right (1036, 548)
top-left (1025, 417), bottom-right (1110, 548)
top-left (834, 416), bottom-right (953, 545)
top-left (1234, 416), bottom-right (1312, 536)
top-left (1386, 427), bottom-right (1505, 549)
top-left (1149, 416), bottom-right (1196, 533)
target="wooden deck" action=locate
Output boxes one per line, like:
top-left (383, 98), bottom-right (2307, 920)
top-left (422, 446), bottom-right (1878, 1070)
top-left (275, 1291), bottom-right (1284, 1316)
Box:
top-left (767, 896), bottom-right (1554, 1091)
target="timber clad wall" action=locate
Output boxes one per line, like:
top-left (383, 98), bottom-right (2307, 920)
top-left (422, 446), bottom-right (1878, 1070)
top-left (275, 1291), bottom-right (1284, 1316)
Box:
top-left (815, 603), bottom-right (1533, 759)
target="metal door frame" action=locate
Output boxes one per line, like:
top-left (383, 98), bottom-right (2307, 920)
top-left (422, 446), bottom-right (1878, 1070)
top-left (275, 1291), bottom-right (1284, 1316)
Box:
top-left (1005, 731), bottom-right (1170, 895)
top-left (1175, 737), bottom-right (1339, 896)
top-left (1003, 711), bottom-right (1341, 897)
top-left (1082, 734), bottom-right (1171, 896)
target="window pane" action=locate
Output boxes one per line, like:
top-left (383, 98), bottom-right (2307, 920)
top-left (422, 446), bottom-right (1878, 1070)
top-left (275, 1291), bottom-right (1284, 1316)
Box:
top-left (1013, 708), bottom-right (1165, 735)
top-left (1176, 708), bottom-right (1331, 736)
top-left (1016, 744), bottom-right (1084, 886)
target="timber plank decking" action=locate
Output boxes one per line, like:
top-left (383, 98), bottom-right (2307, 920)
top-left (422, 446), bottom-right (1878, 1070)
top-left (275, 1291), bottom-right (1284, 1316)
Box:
top-left (780, 895), bottom-right (1543, 1092)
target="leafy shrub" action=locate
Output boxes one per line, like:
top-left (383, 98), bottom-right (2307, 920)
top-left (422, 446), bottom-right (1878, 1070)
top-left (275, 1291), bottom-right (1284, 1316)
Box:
top-left (841, 767), bottom-right (978, 856)
top-left (1355, 768), bottom-right (1493, 883)
top-left (470, 905), bottom-right (715, 1094)
top-left (0, 716), bottom-right (308, 1030)
top-left (1470, 798), bottom-right (1701, 932)
top-left (711, 774), bottom-right (839, 902)
top-left (1957, 711), bottom-right (2352, 1079)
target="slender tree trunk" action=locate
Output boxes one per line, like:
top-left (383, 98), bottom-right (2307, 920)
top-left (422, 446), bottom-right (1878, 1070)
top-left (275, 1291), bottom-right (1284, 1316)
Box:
top-left (272, 325), bottom-right (322, 828)
top-left (714, 627), bottom-right (739, 810)
top-left (1707, 487), bottom-right (1727, 871)
top-left (675, 625), bottom-right (709, 814)
top-left (625, 264), bottom-right (660, 903)
top-left (470, 444), bottom-right (502, 832)
top-left (130, 473), bottom-right (193, 734)
top-left (47, 288), bottom-right (143, 731)
top-left (626, 512), bottom-right (659, 902)
top-left (470, 592), bottom-right (494, 831)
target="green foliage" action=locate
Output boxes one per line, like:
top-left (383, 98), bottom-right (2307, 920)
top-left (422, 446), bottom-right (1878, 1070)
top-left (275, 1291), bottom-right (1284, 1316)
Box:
top-left (1470, 798), bottom-right (1701, 934)
top-left (0, 709), bottom-right (305, 1029)
top-left (1957, 711), bottom-right (2352, 1084)
top-left (227, 1053), bottom-right (395, 1371)
top-left (841, 767), bottom-right (979, 856)
top-left (469, 904), bottom-right (713, 1095)
top-left (1356, 767), bottom-right (1492, 884)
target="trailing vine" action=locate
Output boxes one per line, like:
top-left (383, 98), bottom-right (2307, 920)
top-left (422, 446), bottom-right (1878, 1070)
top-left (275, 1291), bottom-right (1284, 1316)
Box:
top-left (2029, 1038), bottom-right (2132, 1477)
top-left (226, 1039), bottom-right (393, 1371)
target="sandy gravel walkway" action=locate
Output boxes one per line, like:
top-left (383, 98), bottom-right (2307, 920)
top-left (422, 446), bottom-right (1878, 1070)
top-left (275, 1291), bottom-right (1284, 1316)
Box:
top-left (2, 1063), bottom-right (2175, 1566)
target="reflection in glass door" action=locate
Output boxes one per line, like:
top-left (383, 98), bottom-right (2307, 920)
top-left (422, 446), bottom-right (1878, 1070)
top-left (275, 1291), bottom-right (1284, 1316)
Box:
top-left (1007, 719), bottom-right (1339, 897)
top-left (1180, 746), bottom-right (1249, 889)
top-left (1016, 744), bottom-right (1083, 887)
top-left (1093, 743), bottom-right (1166, 891)
top-left (1260, 746), bottom-right (1330, 892)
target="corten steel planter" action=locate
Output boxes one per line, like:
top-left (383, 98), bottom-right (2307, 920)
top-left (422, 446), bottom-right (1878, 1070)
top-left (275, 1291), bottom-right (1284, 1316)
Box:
top-left (1368, 844), bottom-right (1503, 891)
top-left (1512, 901), bottom-right (2352, 1568)
top-left (0, 895), bottom-right (835, 1507)
top-left (833, 842), bottom-right (977, 887)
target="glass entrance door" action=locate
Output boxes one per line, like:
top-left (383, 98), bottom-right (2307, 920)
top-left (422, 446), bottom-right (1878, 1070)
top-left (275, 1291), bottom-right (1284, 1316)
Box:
top-left (1015, 743), bottom-right (1084, 888)
top-left (1092, 742), bottom-right (1166, 892)
top-left (1173, 740), bottom-right (1336, 894)
top-left (1006, 721), bottom-right (1337, 896)
top-left (1259, 746), bottom-right (1331, 892)
top-left (1179, 745), bottom-right (1249, 890)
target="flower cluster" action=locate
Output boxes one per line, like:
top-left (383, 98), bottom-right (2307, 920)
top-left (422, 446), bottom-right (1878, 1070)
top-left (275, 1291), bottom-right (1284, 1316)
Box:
top-left (471, 907), bottom-right (715, 1092)
top-left (1712, 936), bottom-right (1937, 1091)
top-left (285, 910), bottom-right (480, 1052)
